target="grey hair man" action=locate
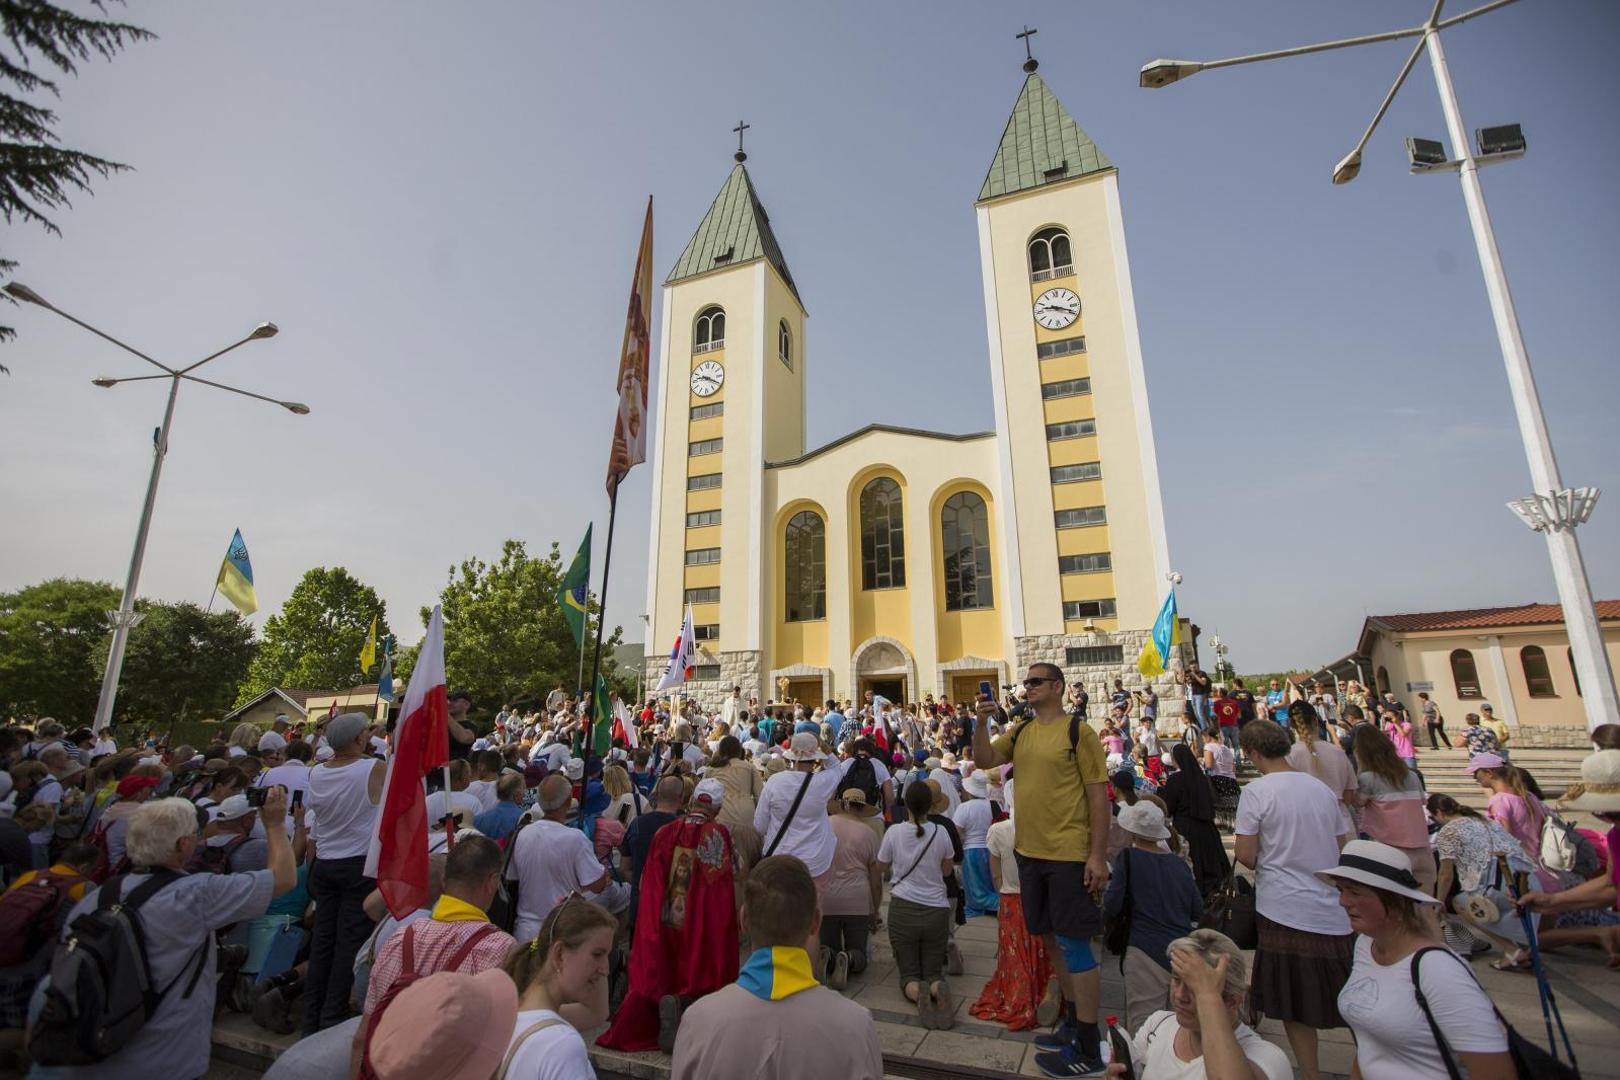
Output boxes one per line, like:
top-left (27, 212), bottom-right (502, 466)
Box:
top-left (503, 774), bottom-right (630, 939)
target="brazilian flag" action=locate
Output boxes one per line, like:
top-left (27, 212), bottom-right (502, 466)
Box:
top-left (592, 673), bottom-right (613, 756)
top-left (558, 524), bottom-right (592, 647)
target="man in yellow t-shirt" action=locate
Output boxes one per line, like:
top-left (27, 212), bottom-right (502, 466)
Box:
top-left (974, 661), bottom-right (1109, 1076)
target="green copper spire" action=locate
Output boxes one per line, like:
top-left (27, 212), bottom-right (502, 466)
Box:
top-left (979, 73), bottom-right (1113, 202)
top-left (667, 162), bottom-right (798, 300)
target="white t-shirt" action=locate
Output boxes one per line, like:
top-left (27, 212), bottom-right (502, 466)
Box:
top-left (878, 820), bottom-right (955, 908)
top-left (752, 759), bottom-right (859, 877)
top-left (505, 820), bottom-right (607, 941)
top-left (466, 778), bottom-right (499, 812)
top-left (1285, 739), bottom-right (1356, 834)
top-left (951, 798), bottom-right (993, 850)
top-left (425, 790), bottom-right (483, 852)
top-left (306, 758), bottom-right (380, 859)
top-left (1337, 940), bottom-right (1507, 1079)
top-left (503, 1008), bottom-right (595, 1079)
top-left (986, 818), bottom-right (1019, 893)
top-left (1131, 1010), bottom-right (1291, 1080)
top-left (1234, 770), bottom-right (1351, 935)
top-left (256, 762), bottom-right (312, 794)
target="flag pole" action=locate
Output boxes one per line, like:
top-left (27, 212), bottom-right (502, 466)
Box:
top-left (206, 580), bottom-right (218, 614)
top-left (585, 486), bottom-right (620, 759)
top-left (574, 604), bottom-right (589, 701)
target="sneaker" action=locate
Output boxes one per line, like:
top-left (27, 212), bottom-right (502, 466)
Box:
top-left (657, 995), bottom-right (683, 1055)
top-left (828, 950), bottom-right (850, 991)
top-left (1033, 1016), bottom-right (1078, 1051)
top-left (1033, 1042), bottom-right (1106, 1078)
top-left (946, 940), bottom-right (964, 976)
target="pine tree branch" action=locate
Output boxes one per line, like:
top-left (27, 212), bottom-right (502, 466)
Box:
top-left (0, 0), bottom-right (155, 78)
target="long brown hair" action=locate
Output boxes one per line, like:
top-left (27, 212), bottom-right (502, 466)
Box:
top-left (1351, 725), bottom-right (1409, 790)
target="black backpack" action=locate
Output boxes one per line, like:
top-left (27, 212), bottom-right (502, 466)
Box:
top-left (29, 870), bottom-right (209, 1066)
top-left (845, 755), bottom-right (883, 809)
top-left (184, 834), bottom-right (249, 875)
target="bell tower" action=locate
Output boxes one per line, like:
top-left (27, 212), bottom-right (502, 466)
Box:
top-left (643, 139), bottom-right (806, 703)
top-left (974, 55), bottom-right (1173, 673)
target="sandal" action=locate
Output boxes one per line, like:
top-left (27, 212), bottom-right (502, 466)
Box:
top-left (1490, 952), bottom-right (1533, 973)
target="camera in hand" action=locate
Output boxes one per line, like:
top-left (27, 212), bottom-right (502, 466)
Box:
top-left (244, 787), bottom-right (267, 808)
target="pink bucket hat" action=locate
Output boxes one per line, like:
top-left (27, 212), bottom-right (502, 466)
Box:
top-left (369, 969), bottom-right (518, 1080)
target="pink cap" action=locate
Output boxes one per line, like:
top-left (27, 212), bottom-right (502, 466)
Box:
top-left (1464, 752), bottom-right (1505, 773)
top-left (369, 969), bottom-right (518, 1080)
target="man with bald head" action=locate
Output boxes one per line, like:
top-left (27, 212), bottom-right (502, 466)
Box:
top-left (504, 773), bottom-right (629, 940)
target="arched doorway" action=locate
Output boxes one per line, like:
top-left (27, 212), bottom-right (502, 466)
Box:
top-left (851, 636), bottom-right (918, 706)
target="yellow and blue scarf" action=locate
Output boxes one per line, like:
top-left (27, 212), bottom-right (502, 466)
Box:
top-left (738, 946), bottom-right (817, 1002)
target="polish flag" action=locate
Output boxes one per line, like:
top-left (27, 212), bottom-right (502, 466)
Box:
top-left (364, 604), bottom-right (449, 918)
top-left (611, 696), bottom-right (638, 749)
top-left (655, 605), bottom-right (696, 692)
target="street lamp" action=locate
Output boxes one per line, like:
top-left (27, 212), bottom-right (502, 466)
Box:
top-left (4, 281), bottom-right (309, 734)
top-left (1139, 0), bottom-right (1619, 735)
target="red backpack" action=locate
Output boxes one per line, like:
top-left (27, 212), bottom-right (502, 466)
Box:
top-left (359, 921), bottom-right (500, 1079)
top-left (0, 870), bottom-right (84, 966)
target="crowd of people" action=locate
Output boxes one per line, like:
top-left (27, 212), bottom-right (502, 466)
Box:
top-left (0, 660), bottom-right (1615, 1079)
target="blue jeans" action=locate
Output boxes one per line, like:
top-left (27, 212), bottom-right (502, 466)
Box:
top-left (1190, 694), bottom-right (1210, 727)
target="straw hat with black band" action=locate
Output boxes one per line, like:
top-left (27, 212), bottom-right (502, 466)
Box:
top-left (1315, 839), bottom-right (1440, 906)
top-left (1559, 749), bottom-right (1620, 814)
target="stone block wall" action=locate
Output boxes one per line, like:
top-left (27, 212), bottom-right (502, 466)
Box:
top-left (1016, 629), bottom-right (1198, 715)
top-left (643, 649), bottom-right (762, 712)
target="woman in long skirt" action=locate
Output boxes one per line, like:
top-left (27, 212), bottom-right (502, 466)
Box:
top-left (970, 781), bottom-right (1052, 1030)
top-left (1159, 742), bottom-right (1231, 897)
top-left (952, 769), bottom-right (999, 918)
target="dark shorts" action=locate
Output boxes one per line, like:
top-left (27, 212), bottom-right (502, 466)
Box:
top-left (1014, 852), bottom-right (1102, 939)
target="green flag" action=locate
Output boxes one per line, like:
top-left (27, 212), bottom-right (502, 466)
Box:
top-left (592, 674), bottom-right (613, 756)
top-left (558, 523), bottom-right (592, 647)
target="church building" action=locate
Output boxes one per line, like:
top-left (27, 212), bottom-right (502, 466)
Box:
top-left (643, 56), bottom-right (1189, 708)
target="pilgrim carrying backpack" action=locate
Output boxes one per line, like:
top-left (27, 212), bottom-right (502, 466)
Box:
top-left (30, 871), bottom-right (209, 1066)
top-left (845, 755), bottom-right (883, 809)
top-left (0, 869), bottom-right (83, 966)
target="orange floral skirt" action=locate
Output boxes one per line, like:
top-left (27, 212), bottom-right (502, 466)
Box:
top-left (968, 891), bottom-right (1053, 1031)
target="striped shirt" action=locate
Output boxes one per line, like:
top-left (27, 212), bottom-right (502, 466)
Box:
top-left (362, 897), bottom-right (515, 1016)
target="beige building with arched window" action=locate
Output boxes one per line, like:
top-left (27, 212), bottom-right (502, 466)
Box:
top-left (642, 60), bottom-right (1190, 707)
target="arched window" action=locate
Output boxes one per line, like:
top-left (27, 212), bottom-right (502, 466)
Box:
top-left (778, 320), bottom-right (792, 370)
top-left (1450, 649), bottom-right (1482, 698)
top-left (1028, 227), bottom-right (1073, 281)
top-left (859, 477), bottom-right (906, 590)
top-left (783, 511), bottom-right (825, 622)
top-left (1521, 645), bottom-right (1556, 697)
top-left (941, 492), bottom-right (993, 611)
top-left (1569, 647), bottom-right (1582, 697)
top-left (1376, 667), bottom-right (1391, 697)
top-left (694, 306), bottom-right (725, 352)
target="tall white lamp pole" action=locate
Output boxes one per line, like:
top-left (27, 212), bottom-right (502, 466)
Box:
top-left (5, 282), bottom-right (309, 734)
top-left (1141, 0), bottom-right (1618, 733)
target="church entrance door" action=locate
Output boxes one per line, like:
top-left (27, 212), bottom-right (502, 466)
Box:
top-left (861, 677), bottom-right (906, 706)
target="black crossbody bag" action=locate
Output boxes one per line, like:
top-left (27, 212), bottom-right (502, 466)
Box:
top-left (763, 771), bottom-right (815, 858)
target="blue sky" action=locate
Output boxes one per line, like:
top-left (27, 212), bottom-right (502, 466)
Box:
top-left (3, 1), bottom-right (1617, 675)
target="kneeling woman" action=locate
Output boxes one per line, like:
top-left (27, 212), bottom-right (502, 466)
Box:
top-left (878, 778), bottom-right (958, 1029)
top-left (503, 896), bottom-right (618, 1079)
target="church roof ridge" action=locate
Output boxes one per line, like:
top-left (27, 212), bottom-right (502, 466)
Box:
top-left (978, 72), bottom-right (1113, 203)
top-left (666, 162), bottom-right (799, 301)
top-left (765, 423), bottom-right (995, 469)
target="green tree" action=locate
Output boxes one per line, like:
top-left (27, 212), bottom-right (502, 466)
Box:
top-left (0, 1), bottom-right (153, 350)
top-left (0, 577), bottom-right (119, 721)
top-left (108, 601), bottom-right (255, 728)
top-left (237, 567), bottom-right (389, 705)
top-left (428, 539), bottom-right (624, 716)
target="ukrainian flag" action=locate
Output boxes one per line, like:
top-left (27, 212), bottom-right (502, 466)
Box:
top-left (216, 529), bottom-right (258, 616)
top-left (1136, 589), bottom-right (1179, 678)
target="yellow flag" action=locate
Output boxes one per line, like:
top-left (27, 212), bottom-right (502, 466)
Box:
top-left (360, 614), bottom-right (377, 674)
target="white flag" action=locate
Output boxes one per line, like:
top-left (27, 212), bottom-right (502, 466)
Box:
top-left (656, 605), bottom-right (696, 691)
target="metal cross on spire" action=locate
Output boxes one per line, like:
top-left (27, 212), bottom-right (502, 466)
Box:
top-left (733, 120), bottom-right (750, 163)
top-left (1016, 25), bottom-right (1039, 73)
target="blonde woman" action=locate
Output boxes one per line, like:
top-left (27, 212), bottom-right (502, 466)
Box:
top-left (602, 765), bottom-right (643, 828)
top-left (501, 896), bottom-right (616, 1079)
top-left (228, 722), bottom-right (263, 758)
top-left (1283, 701), bottom-right (1356, 837)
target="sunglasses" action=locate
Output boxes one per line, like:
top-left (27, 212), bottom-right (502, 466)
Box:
top-left (1022, 677), bottom-right (1059, 688)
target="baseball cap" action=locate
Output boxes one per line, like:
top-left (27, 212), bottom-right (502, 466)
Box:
top-left (116, 774), bottom-right (160, 799)
top-left (258, 731), bottom-right (288, 752)
top-left (693, 778), bottom-right (725, 806)
top-left (214, 794), bottom-right (256, 822)
top-left (1465, 752), bottom-right (1506, 773)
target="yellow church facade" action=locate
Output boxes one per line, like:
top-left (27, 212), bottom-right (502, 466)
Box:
top-left (643, 64), bottom-right (1187, 707)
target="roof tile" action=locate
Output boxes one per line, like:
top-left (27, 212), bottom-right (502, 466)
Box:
top-left (667, 163), bottom-right (798, 300)
top-left (1369, 601), bottom-right (1620, 633)
top-left (980, 73), bottom-right (1113, 202)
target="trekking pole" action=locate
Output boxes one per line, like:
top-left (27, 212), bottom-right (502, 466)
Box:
top-left (1502, 856), bottom-right (1576, 1067)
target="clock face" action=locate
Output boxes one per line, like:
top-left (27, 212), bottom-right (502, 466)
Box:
top-left (1033, 288), bottom-right (1081, 330)
top-left (690, 360), bottom-right (725, 398)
